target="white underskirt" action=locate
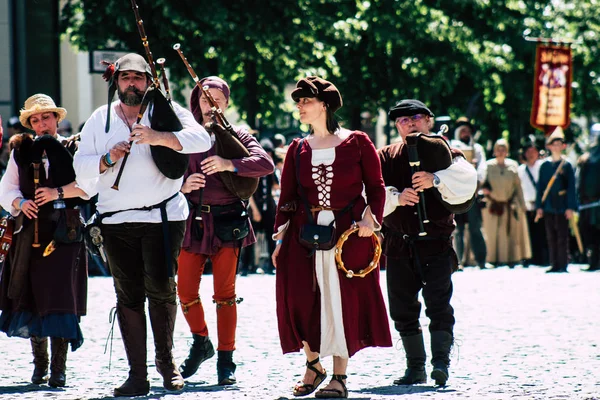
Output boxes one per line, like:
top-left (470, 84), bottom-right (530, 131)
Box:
top-left (315, 210), bottom-right (348, 358)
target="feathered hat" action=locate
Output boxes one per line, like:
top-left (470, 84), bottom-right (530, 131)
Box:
top-left (101, 53), bottom-right (152, 132)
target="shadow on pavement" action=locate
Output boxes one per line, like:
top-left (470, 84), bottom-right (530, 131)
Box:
top-left (83, 383), bottom-right (241, 400)
top-left (274, 398), bottom-right (373, 400)
top-left (0, 384), bottom-right (67, 395)
top-left (355, 384), bottom-right (457, 395)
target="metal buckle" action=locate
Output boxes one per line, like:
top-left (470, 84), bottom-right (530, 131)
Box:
top-left (200, 205), bottom-right (211, 213)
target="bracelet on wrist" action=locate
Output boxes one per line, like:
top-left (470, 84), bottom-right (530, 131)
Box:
top-left (102, 153), bottom-right (116, 168)
top-left (105, 152), bottom-right (115, 165)
top-left (18, 198), bottom-right (26, 210)
top-left (276, 239), bottom-right (283, 245)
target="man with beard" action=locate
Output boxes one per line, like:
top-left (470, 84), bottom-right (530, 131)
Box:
top-left (73, 53), bottom-right (211, 397)
top-left (378, 100), bottom-right (477, 386)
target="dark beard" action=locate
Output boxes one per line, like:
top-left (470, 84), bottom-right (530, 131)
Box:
top-left (460, 136), bottom-right (471, 145)
top-left (118, 87), bottom-right (144, 106)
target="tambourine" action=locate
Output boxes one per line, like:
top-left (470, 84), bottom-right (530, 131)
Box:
top-left (334, 226), bottom-right (382, 278)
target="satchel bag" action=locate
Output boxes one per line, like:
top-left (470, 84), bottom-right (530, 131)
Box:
top-left (299, 220), bottom-right (336, 251)
top-left (53, 208), bottom-right (84, 244)
top-left (207, 202), bottom-right (250, 242)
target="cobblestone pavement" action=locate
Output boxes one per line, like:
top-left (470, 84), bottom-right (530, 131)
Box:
top-left (0, 265), bottom-right (599, 399)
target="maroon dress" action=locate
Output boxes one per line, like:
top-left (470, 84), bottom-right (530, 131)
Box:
top-left (274, 131), bottom-right (392, 357)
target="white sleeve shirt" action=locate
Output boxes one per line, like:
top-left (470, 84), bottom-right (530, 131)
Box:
top-left (0, 151), bottom-right (24, 216)
top-left (73, 100), bottom-right (211, 224)
top-left (517, 160), bottom-right (542, 211)
top-left (383, 156), bottom-right (478, 217)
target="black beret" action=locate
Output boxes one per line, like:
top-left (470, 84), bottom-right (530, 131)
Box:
top-left (291, 76), bottom-right (343, 112)
top-left (388, 99), bottom-right (434, 120)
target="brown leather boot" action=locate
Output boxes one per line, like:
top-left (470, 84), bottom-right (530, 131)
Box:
top-left (149, 302), bottom-right (184, 391)
top-left (30, 336), bottom-right (49, 384)
top-left (48, 337), bottom-right (69, 388)
top-left (113, 304), bottom-right (150, 397)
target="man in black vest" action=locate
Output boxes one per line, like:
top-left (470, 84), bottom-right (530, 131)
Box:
top-left (378, 100), bottom-right (477, 386)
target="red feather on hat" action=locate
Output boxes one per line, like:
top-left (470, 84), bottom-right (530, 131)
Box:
top-left (100, 60), bottom-right (116, 82)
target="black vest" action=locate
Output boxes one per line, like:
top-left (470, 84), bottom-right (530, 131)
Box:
top-left (378, 141), bottom-right (456, 238)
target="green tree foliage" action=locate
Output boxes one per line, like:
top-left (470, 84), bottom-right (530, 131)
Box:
top-left (61, 0), bottom-right (600, 147)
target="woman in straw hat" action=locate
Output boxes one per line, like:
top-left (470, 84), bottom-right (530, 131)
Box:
top-left (272, 77), bottom-right (391, 398)
top-left (0, 94), bottom-right (92, 388)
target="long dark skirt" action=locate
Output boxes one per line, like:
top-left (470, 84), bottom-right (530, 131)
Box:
top-left (0, 213), bottom-right (87, 350)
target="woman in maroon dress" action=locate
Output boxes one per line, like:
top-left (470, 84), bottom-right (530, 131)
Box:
top-left (272, 77), bottom-right (391, 398)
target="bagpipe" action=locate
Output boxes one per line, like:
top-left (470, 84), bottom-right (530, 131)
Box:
top-left (173, 44), bottom-right (259, 201)
top-left (405, 127), bottom-right (476, 235)
top-left (112, 0), bottom-right (189, 190)
top-left (14, 134), bottom-right (85, 257)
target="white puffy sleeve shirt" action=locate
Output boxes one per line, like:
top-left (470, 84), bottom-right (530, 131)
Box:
top-left (73, 101), bottom-right (211, 224)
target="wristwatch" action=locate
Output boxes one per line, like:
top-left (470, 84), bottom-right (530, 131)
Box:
top-left (57, 187), bottom-right (64, 200)
top-left (432, 174), bottom-right (441, 188)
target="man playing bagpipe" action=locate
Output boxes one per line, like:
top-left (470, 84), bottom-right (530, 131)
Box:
top-left (74, 53), bottom-right (211, 396)
top-left (378, 99), bottom-right (477, 386)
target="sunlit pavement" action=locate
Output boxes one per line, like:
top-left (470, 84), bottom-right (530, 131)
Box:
top-left (0, 265), bottom-right (599, 399)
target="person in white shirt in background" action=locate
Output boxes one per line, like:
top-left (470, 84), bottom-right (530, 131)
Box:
top-left (73, 53), bottom-right (211, 397)
top-left (517, 139), bottom-right (549, 267)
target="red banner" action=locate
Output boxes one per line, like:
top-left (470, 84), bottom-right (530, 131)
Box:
top-left (530, 44), bottom-right (573, 135)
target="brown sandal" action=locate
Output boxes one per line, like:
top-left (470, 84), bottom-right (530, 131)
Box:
top-left (315, 374), bottom-right (348, 398)
top-left (293, 357), bottom-right (327, 397)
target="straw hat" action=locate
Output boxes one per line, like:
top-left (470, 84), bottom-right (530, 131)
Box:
top-left (19, 94), bottom-right (67, 129)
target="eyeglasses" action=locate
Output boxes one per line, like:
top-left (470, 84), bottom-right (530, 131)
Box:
top-left (396, 114), bottom-right (427, 126)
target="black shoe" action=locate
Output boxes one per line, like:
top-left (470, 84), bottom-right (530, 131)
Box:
top-left (393, 367), bottom-right (426, 385)
top-left (431, 362), bottom-right (449, 386)
top-left (48, 371), bottom-right (66, 388)
top-left (394, 334), bottom-right (427, 385)
top-left (31, 367), bottom-right (48, 385)
top-left (179, 334), bottom-right (215, 379)
top-left (217, 350), bottom-right (237, 385)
